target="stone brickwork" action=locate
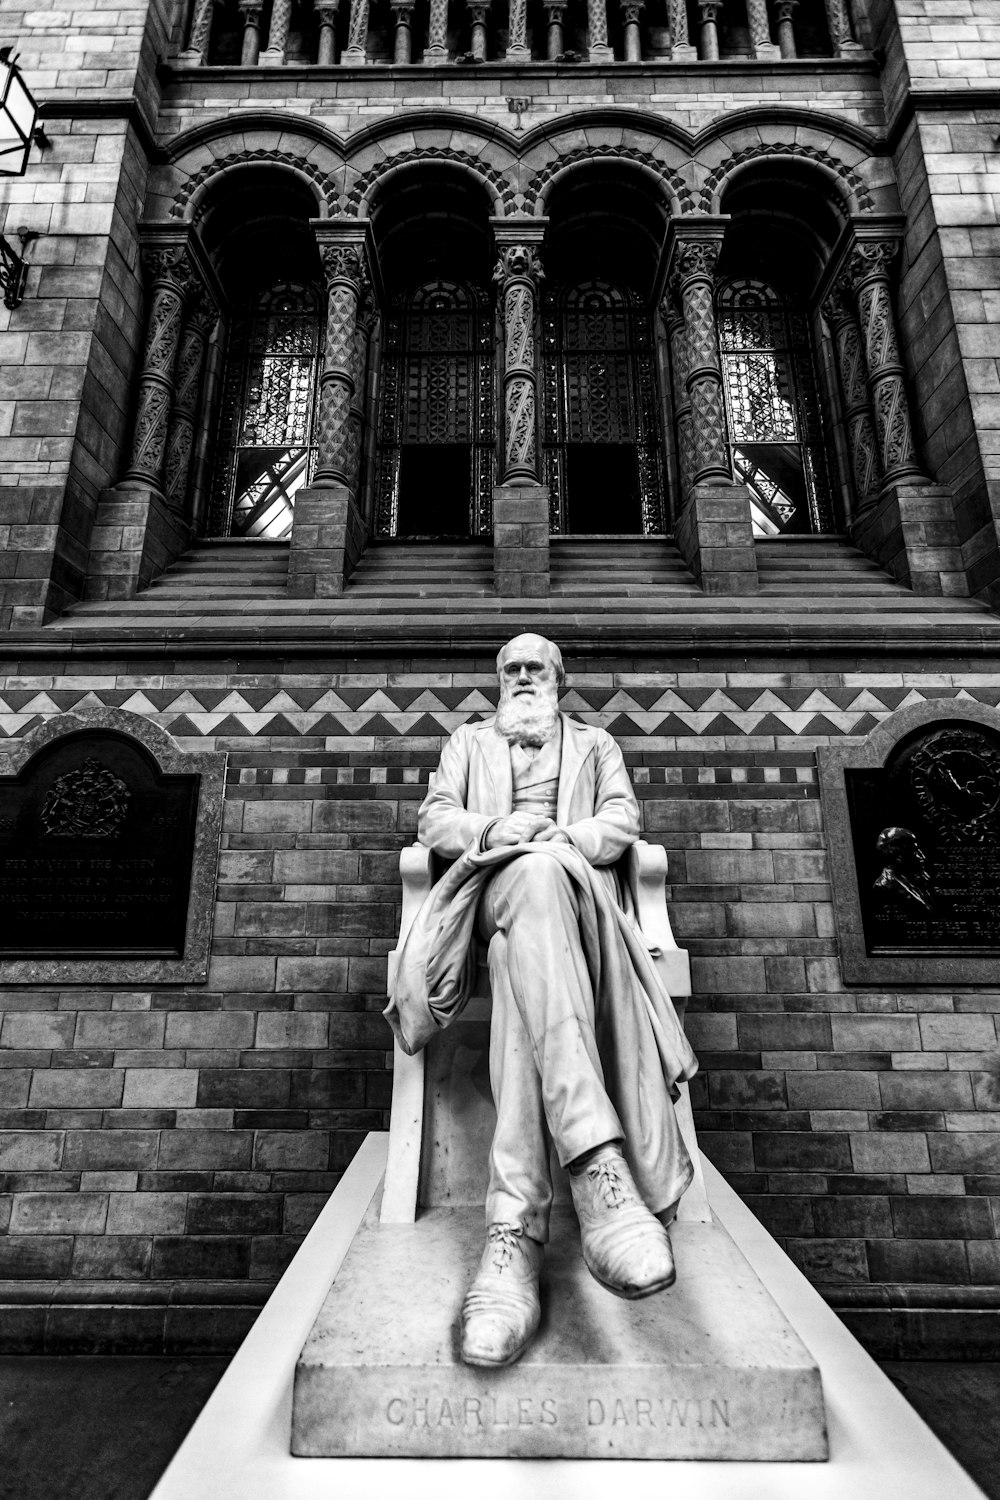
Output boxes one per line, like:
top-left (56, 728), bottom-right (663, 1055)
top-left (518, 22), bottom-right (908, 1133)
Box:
top-left (0, 660), bottom-right (996, 1352)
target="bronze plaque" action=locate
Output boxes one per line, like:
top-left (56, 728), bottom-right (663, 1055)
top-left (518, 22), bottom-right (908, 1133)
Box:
top-left (0, 730), bottom-right (199, 957)
top-left (847, 723), bottom-right (1000, 955)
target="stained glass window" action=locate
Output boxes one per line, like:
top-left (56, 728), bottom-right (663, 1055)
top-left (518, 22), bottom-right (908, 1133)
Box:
top-left (542, 281), bottom-right (665, 535)
top-left (718, 278), bottom-right (835, 536)
top-left (208, 283), bottom-right (323, 539)
top-left (375, 280), bottom-right (494, 537)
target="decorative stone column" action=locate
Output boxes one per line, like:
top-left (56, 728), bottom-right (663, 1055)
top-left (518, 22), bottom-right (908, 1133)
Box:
top-left (821, 281), bottom-right (881, 509)
top-left (179, 0), bottom-right (215, 63)
top-left (774, 0), bottom-right (797, 56)
top-left (492, 226), bottom-right (549, 597)
top-left (260, 0), bottom-right (293, 63)
top-left (822, 0), bottom-right (862, 54)
top-left (424, 0), bottom-right (449, 59)
top-left (239, 0), bottom-right (263, 63)
top-left (342, 0), bottom-right (370, 62)
top-left (124, 249), bottom-right (193, 491)
top-left (661, 293), bottom-right (695, 501)
top-left (468, 0), bottom-right (491, 56)
top-left (164, 292), bottom-right (219, 511)
top-left (846, 240), bottom-right (922, 487)
top-left (288, 227), bottom-right (379, 598)
top-left (746, 0), bottom-right (780, 58)
top-left (620, 0), bottom-right (643, 60)
top-left (540, 0), bottom-right (563, 55)
top-left (587, 0), bottom-right (614, 62)
top-left (696, 0), bottom-right (721, 58)
top-left (669, 0), bottom-right (697, 59)
top-left (506, 0), bottom-right (530, 61)
top-left (663, 222), bottom-right (757, 594)
top-left (391, 0), bottom-right (415, 60)
top-left (316, 0), bottom-right (340, 61)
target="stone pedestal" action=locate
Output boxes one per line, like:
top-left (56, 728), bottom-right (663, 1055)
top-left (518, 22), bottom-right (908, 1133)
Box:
top-left (84, 483), bottom-right (192, 601)
top-left (674, 482), bottom-right (758, 595)
top-left (292, 1200), bottom-right (828, 1460)
top-left (493, 482), bottom-right (549, 597)
top-left (287, 485), bottom-right (367, 598)
top-left (851, 482), bottom-right (967, 597)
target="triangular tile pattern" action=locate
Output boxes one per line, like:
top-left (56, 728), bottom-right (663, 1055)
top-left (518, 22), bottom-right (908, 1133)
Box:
top-left (0, 683), bottom-right (988, 739)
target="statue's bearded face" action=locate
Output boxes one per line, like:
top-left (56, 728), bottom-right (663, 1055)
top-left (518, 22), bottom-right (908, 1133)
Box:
top-left (495, 635), bottom-right (561, 748)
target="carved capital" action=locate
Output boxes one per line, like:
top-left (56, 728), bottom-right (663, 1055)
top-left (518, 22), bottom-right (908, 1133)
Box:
top-left (141, 245), bottom-right (195, 298)
top-left (319, 244), bottom-right (371, 299)
top-left (846, 239), bottom-right (898, 288)
top-left (620, 0), bottom-right (644, 16)
top-left (696, 0), bottom-right (723, 19)
top-left (315, 0), bottom-right (341, 11)
top-left (673, 238), bottom-right (722, 285)
top-left (493, 243), bottom-right (545, 290)
top-left (773, 0), bottom-right (797, 16)
top-left (238, 0), bottom-right (262, 20)
top-left (821, 280), bottom-right (856, 330)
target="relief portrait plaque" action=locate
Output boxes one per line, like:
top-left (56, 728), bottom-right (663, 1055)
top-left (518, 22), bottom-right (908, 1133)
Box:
top-left (819, 701), bottom-right (1000, 985)
top-left (0, 711), bottom-right (227, 985)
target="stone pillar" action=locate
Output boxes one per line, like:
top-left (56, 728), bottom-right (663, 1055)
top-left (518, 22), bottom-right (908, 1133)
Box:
top-left (239, 0), bottom-right (263, 63)
top-left (506, 0), bottom-right (530, 60)
top-left (746, 0), bottom-right (780, 57)
top-left (540, 0), bottom-right (563, 54)
top-left (260, 0), bottom-right (293, 63)
top-left (493, 229), bottom-right (549, 596)
top-left (391, 0), bottom-right (415, 59)
top-left (672, 239), bottom-right (730, 486)
top-left (822, 0), bottom-right (862, 54)
top-left (665, 224), bottom-right (757, 594)
top-left (669, 0), bottom-right (697, 59)
top-left (424, 0), bottom-right (449, 59)
top-left (164, 293), bottom-right (218, 512)
top-left (846, 240), bottom-right (923, 487)
top-left (344, 310), bottom-right (373, 498)
top-left (179, 0), bottom-right (215, 62)
top-left (317, 0), bottom-right (340, 61)
top-left (587, 0), bottom-right (614, 61)
top-left (821, 282), bottom-right (881, 510)
top-left (288, 232), bottom-right (377, 598)
top-left (620, 0), bottom-right (643, 59)
top-left (662, 294), bottom-right (695, 501)
top-left (468, 0), bottom-right (491, 56)
top-left (774, 0), bottom-right (797, 55)
top-left (343, 0), bottom-right (370, 61)
top-left (696, 0), bottom-right (721, 58)
top-left (124, 248), bottom-right (193, 491)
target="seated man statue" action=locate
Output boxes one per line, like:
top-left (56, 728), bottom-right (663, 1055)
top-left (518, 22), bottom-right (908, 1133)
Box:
top-left (385, 633), bottom-right (697, 1370)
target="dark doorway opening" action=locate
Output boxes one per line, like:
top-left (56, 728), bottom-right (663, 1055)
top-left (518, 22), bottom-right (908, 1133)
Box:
top-left (396, 445), bottom-right (471, 536)
top-left (565, 445), bottom-right (643, 534)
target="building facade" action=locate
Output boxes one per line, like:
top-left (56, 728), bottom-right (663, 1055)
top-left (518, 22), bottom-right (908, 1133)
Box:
top-left (0, 0), bottom-right (999, 1355)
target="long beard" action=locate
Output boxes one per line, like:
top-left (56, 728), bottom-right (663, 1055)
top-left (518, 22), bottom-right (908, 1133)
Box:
top-left (495, 691), bottom-right (560, 748)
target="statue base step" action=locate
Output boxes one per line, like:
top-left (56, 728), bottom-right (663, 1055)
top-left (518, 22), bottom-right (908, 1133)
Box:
top-left (292, 1200), bottom-right (828, 1460)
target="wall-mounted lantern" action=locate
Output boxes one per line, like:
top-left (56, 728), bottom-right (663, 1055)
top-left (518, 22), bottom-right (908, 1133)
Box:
top-left (0, 48), bottom-right (41, 310)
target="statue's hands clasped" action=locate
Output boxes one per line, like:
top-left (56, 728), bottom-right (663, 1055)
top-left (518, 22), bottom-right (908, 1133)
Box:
top-left (485, 813), bottom-right (571, 848)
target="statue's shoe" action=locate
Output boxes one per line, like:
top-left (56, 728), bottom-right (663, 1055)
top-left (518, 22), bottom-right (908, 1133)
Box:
top-left (460, 1223), bottom-right (544, 1368)
top-left (570, 1146), bottom-right (676, 1300)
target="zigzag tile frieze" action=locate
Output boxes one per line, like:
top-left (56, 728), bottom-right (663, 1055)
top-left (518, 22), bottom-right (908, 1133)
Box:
top-left (0, 683), bottom-right (996, 739)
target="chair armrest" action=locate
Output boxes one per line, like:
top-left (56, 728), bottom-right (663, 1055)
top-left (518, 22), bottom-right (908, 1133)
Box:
top-left (625, 839), bottom-right (677, 952)
top-left (399, 843), bottom-right (433, 947)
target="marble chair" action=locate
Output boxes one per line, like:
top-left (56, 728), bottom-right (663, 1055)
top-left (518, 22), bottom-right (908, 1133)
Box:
top-left (381, 839), bottom-right (709, 1226)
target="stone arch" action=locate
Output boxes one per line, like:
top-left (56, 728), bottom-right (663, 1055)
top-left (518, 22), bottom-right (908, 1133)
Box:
top-left (342, 147), bottom-right (513, 219)
top-left (170, 149), bottom-right (333, 222)
top-left (525, 145), bottom-right (691, 217)
top-left (699, 142), bottom-right (875, 216)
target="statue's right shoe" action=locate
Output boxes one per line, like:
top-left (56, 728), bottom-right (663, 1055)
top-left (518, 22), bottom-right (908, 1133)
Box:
top-left (460, 1223), bottom-right (544, 1368)
top-left (570, 1145), bottom-right (676, 1300)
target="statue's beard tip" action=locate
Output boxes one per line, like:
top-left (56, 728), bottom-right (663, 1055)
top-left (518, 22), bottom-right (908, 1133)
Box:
top-left (495, 692), bottom-right (560, 747)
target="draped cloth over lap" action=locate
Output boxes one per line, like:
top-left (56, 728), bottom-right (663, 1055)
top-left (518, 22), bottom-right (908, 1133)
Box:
top-left (385, 840), bottom-right (699, 1214)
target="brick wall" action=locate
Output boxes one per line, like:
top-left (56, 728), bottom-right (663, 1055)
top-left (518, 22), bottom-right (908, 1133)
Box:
top-left (0, 658), bottom-right (997, 1352)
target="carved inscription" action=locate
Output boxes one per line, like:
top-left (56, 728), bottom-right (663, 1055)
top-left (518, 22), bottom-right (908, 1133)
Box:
top-left (0, 731), bottom-right (199, 956)
top-left (847, 723), bottom-right (1000, 953)
top-left (382, 1394), bottom-right (730, 1431)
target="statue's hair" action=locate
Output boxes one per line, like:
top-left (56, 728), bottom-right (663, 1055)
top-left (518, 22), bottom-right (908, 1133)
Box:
top-left (496, 634), bottom-right (566, 688)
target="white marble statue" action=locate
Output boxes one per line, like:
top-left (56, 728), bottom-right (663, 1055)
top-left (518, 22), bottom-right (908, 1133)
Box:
top-left (385, 633), bottom-right (697, 1369)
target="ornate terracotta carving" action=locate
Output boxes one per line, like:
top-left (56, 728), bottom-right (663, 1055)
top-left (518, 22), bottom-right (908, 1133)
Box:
top-left (165, 292), bottom-right (218, 509)
top-left (314, 246), bottom-right (372, 488)
top-left (495, 244), bottom-right (544, 483)
top-left (124, 248), bottom-right (196, 490)
top-left (822, 282), bottom-right (882, 507)
top-left (846, 241), bottom-right (923, 485)
top-left (670, 238), bottom-right (730, 485)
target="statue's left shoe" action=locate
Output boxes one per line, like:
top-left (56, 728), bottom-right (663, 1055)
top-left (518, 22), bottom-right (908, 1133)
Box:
top-left (570, 1146), bottom-right (676, 1300)
top-left (460, 1223), bottom-right (544, 1368)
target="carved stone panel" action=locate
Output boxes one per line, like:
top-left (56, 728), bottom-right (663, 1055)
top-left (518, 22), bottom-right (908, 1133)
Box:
top-left (0, 712), bottom-right (226, 984)
top-left (819, 701), bottom-right (1000, 984)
